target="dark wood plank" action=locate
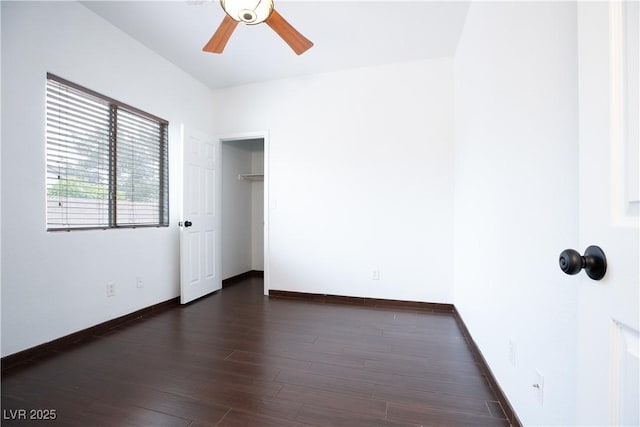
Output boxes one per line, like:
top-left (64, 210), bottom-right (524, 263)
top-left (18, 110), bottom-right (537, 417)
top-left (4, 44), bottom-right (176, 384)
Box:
top-left (295, 404), bottom-right (420, 427)
top-left (225, 349), bottom-right (313, 370)
top-left (372, 383), bottom-right (498, 418)
top-left (277, 384), bottom-right (388, 418)
top-left (275, 369), bottom-right (376, 399)
top-left (387, 403), bottom-right (511, 427)
top-left (307, 360), bottom-right (395, 385)
top-left (1, 277), bottom-right (517, 426)
top-left (194, 389), bottom-right (303, 422)
top-left (217, 409), bottom-right (306, 427)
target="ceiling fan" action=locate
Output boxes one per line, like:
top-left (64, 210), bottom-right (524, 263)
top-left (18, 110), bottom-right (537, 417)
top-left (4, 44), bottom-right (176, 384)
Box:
top-left (203, 0), bottom-right (314, 55)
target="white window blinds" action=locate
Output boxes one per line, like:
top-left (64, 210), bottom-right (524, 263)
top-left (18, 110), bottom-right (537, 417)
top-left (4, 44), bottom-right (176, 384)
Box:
top-left (46, 74), bottom-right (168, 230)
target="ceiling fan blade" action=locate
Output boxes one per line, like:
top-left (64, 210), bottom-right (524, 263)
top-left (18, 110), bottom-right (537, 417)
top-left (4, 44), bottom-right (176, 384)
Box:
top-left (203, 14), bottom-right (238, 54)
top-left (265, 9), bottom-right (313, 55)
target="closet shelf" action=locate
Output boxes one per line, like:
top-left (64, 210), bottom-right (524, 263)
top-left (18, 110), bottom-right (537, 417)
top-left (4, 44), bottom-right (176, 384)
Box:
top-left (238, 173), bottom-right (264, 181)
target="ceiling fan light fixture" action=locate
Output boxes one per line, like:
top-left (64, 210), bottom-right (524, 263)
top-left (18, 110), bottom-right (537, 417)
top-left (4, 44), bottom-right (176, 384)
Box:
top-left (221, 0), bottom-right (274, 24)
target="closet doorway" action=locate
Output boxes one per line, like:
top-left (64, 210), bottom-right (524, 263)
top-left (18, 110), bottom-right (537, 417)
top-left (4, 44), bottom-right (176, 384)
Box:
top-left (220, 133), bottom-right (269, 295)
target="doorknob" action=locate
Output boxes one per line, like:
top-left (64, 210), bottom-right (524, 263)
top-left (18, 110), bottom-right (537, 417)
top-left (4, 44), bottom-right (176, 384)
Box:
top-left (183, 220), bottom-right (192, 228)
top-left (559, 245), bottom-right (607, 280)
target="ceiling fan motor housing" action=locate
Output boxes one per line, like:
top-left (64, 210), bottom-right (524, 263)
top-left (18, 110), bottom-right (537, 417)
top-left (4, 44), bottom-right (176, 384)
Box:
top-left (221, 0), bottom-right (274, 24)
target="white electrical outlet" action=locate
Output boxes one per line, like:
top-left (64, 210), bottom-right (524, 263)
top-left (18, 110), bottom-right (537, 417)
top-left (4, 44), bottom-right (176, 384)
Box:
top-left (372, 270), bottom-right (380, 280)
top-left (106, 282), bottom-right (116, 297)
top-left (508, 339), bottom-right (516, 367)
top-left (136, 276), bottom-right (144, 289)
top-left (533, 369), bottom-right (544, 406)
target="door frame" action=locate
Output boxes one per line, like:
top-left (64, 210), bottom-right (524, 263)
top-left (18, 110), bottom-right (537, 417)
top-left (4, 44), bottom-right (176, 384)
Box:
top-left (218, 130), bottom-right (270, 295)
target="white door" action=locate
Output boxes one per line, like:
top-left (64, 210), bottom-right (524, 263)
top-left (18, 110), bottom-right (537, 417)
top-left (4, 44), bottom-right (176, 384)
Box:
top-left (576, 2), bottom-right (639, 425)
top-left (180, 126), bottom-right (221, 304)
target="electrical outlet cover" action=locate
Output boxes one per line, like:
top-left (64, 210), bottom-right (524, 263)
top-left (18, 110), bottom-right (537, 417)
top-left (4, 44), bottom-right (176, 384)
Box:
top-left (106, 282), bottom-right (116, 297)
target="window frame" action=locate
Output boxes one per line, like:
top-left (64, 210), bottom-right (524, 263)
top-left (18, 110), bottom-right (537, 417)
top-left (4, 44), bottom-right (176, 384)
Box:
top-left (46, 73), bottom-right (169, 231)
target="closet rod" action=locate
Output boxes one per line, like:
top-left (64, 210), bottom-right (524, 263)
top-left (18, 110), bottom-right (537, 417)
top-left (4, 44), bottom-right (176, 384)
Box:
top-left (238, 173), bottom-right (264, 181)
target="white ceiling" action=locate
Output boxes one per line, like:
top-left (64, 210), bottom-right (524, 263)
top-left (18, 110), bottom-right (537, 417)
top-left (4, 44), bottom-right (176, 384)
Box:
top-left (81, 1), bottom-right (470, 90)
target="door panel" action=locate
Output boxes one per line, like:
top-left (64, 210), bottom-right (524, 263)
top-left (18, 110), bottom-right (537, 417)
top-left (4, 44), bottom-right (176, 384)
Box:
top-left (611, 320), bottom-right (640, 426)
top-left (576, 2), bottom-right (639, 424)
top-left (188, 233), bottom-right (201, 283)
top-left (205, 230), bottom-right (215, 279)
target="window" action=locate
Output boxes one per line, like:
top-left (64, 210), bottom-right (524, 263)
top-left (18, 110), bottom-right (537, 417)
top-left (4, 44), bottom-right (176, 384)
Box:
top-left (46, 73), bottom-right (169, 230)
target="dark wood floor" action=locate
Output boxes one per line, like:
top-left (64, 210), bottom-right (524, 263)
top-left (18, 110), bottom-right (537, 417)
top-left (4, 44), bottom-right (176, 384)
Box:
top-left (2, 276), bottom-right (510, 426)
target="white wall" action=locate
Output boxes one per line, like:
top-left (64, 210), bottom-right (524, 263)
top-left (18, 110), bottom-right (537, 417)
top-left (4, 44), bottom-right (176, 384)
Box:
top-left (1, 2), bottom-right (216, 357)
top-left (213, 59), bottom-right (454, 303)
top-left (453, 2), bottom-right (579, 425)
